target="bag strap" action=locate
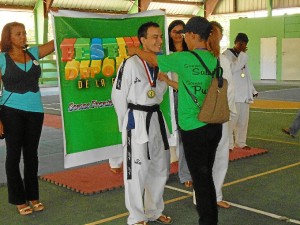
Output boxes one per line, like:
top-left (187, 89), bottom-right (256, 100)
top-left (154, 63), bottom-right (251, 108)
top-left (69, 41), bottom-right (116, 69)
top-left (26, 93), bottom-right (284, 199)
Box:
top-left (189, 51), bottom-right (215, 76)
top-left (182, 81), bottom-right (201, 109)
top-left (189, 51), bottom-right (224, 87)
top-left (0, 79), bottom-right (13, 106)
top-left (1, 92), bottom-right (13, 106)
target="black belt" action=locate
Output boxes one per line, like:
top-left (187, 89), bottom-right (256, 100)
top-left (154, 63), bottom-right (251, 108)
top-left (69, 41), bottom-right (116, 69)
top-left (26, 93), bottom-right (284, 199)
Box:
top-left (126, 103), bottom-right (169, 180)
top-left (128, 103), bottom-right (169, 151)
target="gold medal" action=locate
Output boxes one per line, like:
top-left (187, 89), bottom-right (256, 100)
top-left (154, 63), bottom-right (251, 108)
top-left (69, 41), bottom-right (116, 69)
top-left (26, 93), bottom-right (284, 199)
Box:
top-left (147, 90), bottom-right (156, 98)
top-left (241, 73), bottom-right (245, 78)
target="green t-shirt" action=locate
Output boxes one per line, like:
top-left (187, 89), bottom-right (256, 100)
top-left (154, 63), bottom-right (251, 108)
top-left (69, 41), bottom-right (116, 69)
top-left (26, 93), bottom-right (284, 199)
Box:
top-left (157, 50), bottom-right (217, 131)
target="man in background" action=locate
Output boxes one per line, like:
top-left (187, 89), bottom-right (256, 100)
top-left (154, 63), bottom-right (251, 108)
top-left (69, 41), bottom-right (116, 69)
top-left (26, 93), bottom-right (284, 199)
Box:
top-left (282, 110), bottom-right (300, 138)
top-left (223, 33), bottom-right (258, 150)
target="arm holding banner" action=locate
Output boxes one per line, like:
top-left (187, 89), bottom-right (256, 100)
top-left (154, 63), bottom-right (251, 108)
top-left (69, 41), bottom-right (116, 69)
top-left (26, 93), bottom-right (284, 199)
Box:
top-left (38, 40), bottom-right (55, 58)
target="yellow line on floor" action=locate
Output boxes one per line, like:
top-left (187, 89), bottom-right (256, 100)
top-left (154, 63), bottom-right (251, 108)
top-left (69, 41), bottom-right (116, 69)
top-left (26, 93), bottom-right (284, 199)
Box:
top-left (224, 161), bottom-right (300, 187)
top-left (86, 162), bottom-right (300, 225)
top-left (248, 136), bottom-right (300, 146)
top-left (251, 99), bottom-right (300, 109)
top-left (85, 212), bottom-right (129, 225)
top-left (164, 194), bottom-right (192, 204)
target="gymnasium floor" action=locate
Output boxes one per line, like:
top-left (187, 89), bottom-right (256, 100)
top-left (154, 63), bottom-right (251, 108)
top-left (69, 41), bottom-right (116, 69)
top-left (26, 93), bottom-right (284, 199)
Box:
top-left (0, 81), bottom-right (299, 225)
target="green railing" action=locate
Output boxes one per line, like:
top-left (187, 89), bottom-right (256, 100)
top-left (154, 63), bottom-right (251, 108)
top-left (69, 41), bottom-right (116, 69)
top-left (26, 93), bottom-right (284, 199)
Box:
top-left (39, 52), bottom-right (58, 85)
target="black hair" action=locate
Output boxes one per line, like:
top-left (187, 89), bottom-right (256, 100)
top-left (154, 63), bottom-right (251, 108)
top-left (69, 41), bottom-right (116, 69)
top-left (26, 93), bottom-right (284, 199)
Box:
top-left (137, 22), bottom-right (160, 44)
top-left (184, 16), bottom-right (212, 41)
top-left (168, 20), bottom-right (188, 52)
top-left (234, 33), bottom-right (249, 43)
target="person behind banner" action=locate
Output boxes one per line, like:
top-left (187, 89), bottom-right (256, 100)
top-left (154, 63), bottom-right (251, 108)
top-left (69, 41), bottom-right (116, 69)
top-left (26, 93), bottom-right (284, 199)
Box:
top-left (0, 22), bottom-right (54, 216)
top-left (108, 156), bottom-right (123, 173)
top-left (127, 16), bottom-right (223, 225)
top-left (111, 22), bottom-right (172, 225)
top-left (167, 19), bottom-right (193, 188)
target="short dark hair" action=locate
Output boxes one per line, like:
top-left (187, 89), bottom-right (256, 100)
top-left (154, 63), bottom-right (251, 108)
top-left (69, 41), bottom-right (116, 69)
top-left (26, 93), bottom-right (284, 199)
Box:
top-left (1, 22), bottom-right (25, 52)
top-left (137, 22), bottom-right (160, 44)
top-left (182, 16), bottom-right (212, 41)
top-left (234, 33), bottom-right (249, 43)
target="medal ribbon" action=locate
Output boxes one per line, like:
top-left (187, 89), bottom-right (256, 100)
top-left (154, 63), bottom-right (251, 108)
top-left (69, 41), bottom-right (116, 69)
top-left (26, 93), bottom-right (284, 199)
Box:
top-left (140, 58), bottom-right (158, 87)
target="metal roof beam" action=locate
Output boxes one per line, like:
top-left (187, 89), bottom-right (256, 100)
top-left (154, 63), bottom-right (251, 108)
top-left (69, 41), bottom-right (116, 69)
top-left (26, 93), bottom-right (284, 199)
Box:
top-left (151, 0), bottom-right (203, 6)
top-left (44, 0), bottom-right (54, 15)
top-left (0, 5), bottom-right (33, 10)
top-left (48, 7), bottom-right (128, 15)
top-left (140, 0), bottom-right (151, 12)
top-left (204, 0), bottom-right (219, 18)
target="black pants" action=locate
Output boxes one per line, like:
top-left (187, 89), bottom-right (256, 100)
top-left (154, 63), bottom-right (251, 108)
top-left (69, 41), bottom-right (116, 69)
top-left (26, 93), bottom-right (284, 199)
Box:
top-left (181, 124), bottom-right (222, 225)
top-left (1, 106), bottom-right (44, 205)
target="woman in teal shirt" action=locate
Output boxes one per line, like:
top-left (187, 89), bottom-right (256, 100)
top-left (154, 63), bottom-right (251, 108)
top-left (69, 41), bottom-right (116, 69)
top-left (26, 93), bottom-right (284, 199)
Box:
top-left (0, 22), bottom-right (54, 216)
top-left (128, 16), bottom-right (222, 225)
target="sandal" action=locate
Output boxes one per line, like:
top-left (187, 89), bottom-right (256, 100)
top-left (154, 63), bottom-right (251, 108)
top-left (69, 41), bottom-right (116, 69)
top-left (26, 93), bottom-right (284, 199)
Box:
top-left (217, 201), bottom-right (231, 209)
top-left (184, 181), bottom-right (193, 188)
top-left (110, 167), bottom-right (123, 174)
top-left (29, 201), bottom-right (45, 212)
top-left (156, 215), bottom-right (173, 224)
top-left (17, 205), bottom-right (33, 216)
top-left (241, 146), bottom-right (251, 150)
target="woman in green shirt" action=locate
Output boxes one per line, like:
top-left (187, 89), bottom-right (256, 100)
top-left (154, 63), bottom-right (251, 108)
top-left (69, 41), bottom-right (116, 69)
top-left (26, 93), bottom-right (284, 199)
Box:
top-left (128, 16), bottom-right (222, 225)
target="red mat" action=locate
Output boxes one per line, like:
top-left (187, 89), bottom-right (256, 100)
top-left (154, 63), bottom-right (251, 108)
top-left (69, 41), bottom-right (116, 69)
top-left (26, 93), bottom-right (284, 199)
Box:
top-left (229, 147), bottom-right (268, 161)
top-left (41, 162), bottom-right (179, 195)
top-left (43, 114), bottom-right (62, 129)
top-left (40, 147), bottom-right (267, 195)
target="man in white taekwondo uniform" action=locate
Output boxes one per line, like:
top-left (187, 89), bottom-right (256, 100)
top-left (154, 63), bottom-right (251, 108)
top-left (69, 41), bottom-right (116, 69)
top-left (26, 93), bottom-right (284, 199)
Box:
top-left (223, 33), bottom-right (258, 150)
top-left (111, 22), bottom-right (173, 225)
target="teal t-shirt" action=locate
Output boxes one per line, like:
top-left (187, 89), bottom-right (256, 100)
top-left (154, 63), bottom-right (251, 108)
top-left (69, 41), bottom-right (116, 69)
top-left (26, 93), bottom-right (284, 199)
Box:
top-left (0, 47), bottom-right (43, 113)
top-left (157, 50), bottom-right (217, 131)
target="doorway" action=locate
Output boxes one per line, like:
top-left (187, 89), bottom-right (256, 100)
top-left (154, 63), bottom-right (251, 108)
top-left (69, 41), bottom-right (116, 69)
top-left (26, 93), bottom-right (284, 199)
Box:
top-left (282, 38), bottom-right (300, 80)
top-left (260, 37), bottom-right (277, 80)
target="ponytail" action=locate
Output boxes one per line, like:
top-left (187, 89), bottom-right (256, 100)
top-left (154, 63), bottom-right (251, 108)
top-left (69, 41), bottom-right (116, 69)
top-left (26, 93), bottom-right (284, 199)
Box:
top-left (207, 21), bottom-right (223, 57)
top-left (206, 25), bottom-right (220, 58)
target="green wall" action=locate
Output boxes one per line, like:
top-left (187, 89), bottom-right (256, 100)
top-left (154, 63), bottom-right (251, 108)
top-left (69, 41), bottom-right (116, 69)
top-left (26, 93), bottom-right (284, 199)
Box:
top-left (230, 14), bottom-right (300, 81)
top-left (285, 15), bottom-right (300, 38)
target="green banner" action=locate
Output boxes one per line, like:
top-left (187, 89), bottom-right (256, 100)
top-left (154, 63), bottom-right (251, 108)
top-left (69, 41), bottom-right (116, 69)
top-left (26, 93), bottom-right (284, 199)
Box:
top-left (51, 10), bottom-right (172, 167)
